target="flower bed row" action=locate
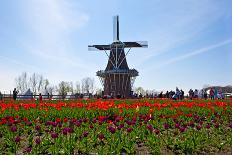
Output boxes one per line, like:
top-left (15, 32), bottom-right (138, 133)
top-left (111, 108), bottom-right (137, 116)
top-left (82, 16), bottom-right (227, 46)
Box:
top-left (0, 99), bottom-right (231, 154)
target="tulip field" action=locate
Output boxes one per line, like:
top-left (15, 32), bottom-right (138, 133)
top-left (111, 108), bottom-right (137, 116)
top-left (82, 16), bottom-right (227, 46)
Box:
top-left (0, 99), bottom-right (232, 154)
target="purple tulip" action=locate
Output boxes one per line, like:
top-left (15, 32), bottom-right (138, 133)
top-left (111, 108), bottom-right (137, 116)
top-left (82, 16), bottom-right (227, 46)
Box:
top-left (214, 123), bottom-right (219, 128)
top-left (117, 124), bottom-right (124, 130)
top-left (89, 124), bottom-right (94, 129)
top-left (52, 122), bottom-right (58, 127)
top-left (45, 128), bottom-right (49, 133)
top-left (35, 137), bottom-right (41, 145)
top-left (83, 131), bottom-right (89, 137)
top-left (173, 118), bottom-right (178, 123)
top-left (146, 124), bottom-right (153, 132)
top-left (212, 120), bottom-right (217, 123)
top-left (67, 128), bottom-right (74, 133)
top-left (205, 124), bottom-right (211, 129)
top-left (199, 121), bottom-right (203, 125)
top-left (98, 133), bottom-right (105, 140)
top-left (175, 124), bottom-right (180, 129)
top-left (83, 118), bottom-right (88, 123)
top-left (164, 123), bottom-right (170, 129)
top-left (75, 121), bottom-right (81, 127)
top-left (228, 124), bottom-right (232, 129)
top-left (24, 147), bottom-right (32, 153)
top-left (51, 132), bottom-right (58, 139)
top-left (10, 126), bottom-right (17, 132)
top-left (126, 128), bottom-right (133, 133)
top-left (196, 125), bottom-right (202, 130)
top-left (179, 127), bottom-right (185, 133)
top-left (115, 117), bottom-right (120, 122)
top-left (126, 120), bottom-right (132, 126)
top-left (154, 129), bottom-right (160, 135)
top-left (45, 121), bottom-right (51, 126)
top-left (35, 125), bottom-right (41, 131)
top-left (108, 126), bottom-right (116, 134)
top-left (62, 128), bottom-right (68, 135)
top-left (26, 121), bottom-right (32, 126)
top-left (189, 122), bottom-right (195, 128)
top-left (15, 136), bottom-right (21, 143)
top-left (92, 118), bottom-right (97, 123)
top-left (58, 123), bottom-right (62, 128)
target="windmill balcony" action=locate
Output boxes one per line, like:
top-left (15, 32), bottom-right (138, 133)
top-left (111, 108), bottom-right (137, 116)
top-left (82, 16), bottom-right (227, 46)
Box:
top-left (96, 69), bottom-right (139, 77)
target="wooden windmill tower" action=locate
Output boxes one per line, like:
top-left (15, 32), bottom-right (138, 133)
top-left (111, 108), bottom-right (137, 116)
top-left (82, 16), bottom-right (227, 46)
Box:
top-left (88, 16), bottom-right (148, 98)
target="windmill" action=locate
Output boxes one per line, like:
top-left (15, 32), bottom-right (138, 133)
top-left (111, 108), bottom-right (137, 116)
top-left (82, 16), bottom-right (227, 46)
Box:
top-left (88, 15), bottom-right (148, 98)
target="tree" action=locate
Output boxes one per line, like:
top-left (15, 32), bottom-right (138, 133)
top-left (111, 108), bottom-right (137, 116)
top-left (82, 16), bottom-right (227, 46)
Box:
top-left (75, 82), bottom-right (81, 94)
top-left (95, 88), bottom-right (103, 95)
top-left (47, 85), bottom-right (55, 96)
top-left (37, 75), bottom-right (44, 93)
top-left (29, 73), bottom-right (39, 95)
top-left (15, 72), bottom-right (29, 93)
top-left (81, 77), bottom-right (95, 94)
top-left (15, 72), bottom-right (49, 95)
top-left (69, 82), bottom-right (74, 93)
top-left (58, 81), bottom-right (72, 99)
top-left (44, 79), bottom-right (49, 90)
top-left (134, 87), bottom-right (145, 95)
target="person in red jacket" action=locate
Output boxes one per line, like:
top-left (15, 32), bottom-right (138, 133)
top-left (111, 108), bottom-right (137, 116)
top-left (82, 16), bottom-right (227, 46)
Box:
top-left (210, 88), bottom-right (214, 100)
top-left (39, 93), bottom-right (42, 101)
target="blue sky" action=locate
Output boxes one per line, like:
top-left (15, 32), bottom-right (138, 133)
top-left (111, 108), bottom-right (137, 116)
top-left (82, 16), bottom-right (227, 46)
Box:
top-left (0, 0), bottom-right (232, 93)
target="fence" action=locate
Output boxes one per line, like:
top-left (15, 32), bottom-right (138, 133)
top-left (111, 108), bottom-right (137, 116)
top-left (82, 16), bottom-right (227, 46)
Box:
top-left (0, 94), bottom-right (95, 100)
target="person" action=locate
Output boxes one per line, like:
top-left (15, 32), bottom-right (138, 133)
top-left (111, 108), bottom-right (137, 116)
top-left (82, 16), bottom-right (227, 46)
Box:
top-left (47, 93), bottom-right (50, 99)
top-left (176, 87), bottom-right (180, 100)
top-left (165, 91), bottom-right (169, 98)
top-left (214, 87), bottom-right (218, 99)
top-left (194, 89), bottom-right (198, 98)
top-left (39, 93), bottom-right (42, 101)
top-left (158, 91), bottom-right (163, 98)
top-left (218, 88), bottom-right (223, 99)
top-left (116, 93), bottom-right (121, 99)
top-left (13, 88), bottom-right (18, 100)
top-left (0, 91), bottom-right (2, 100)
top-left (203, 89), bottom-right (208, 100)
top-left (179, 89), bottom-right (184, 100)
top-left (172, 93), bottom-right (177, 100)
top-left (170, 91), bottom-right (175, 99)
top-left (188, 89), bottom-right (194, 100)
top-left (209, 88), bottom-right (214, 100)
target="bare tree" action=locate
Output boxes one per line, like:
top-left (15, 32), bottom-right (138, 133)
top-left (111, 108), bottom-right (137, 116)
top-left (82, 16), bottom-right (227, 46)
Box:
top-left (58, 81), bottom-right (72, 99)
top-left (81, 77), bottom-right (95, 94)
top-left (95, 88), bottom-right (103, 95)
top-left (15, 72), bottom-right (49, 95)
top-left (29, 73), bottom-right (39, 95)
top-left (134, 87), bottom-right (145, 95)
top-left (75, 81), bottom-right (81, 94)
top-left (44, 79), bottom-right (49, 90)
top-left (15, 76), bottom-right (23, 93)
top-left (37, 75), bottom-right (44, 93)
top-left (69, 82), bottom-right (74, 93)
top-left (47, 85), bottom-right (55, 95)
top-left (15, 72), bottom-right (29, 93)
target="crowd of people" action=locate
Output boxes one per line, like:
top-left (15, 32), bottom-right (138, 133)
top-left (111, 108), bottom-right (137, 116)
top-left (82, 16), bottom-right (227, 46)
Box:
top-left (134, 87), bottom-right (226, 100)
top-left (0, 87), bottom-right (227, 101)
